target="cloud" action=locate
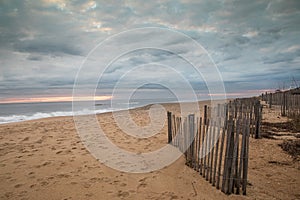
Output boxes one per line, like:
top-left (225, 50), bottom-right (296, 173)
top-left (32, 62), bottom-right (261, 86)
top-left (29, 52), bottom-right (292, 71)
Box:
top-left (0, 0), bottom-right (300, 100)
top-left (15, 40), bottom-right (82, 56)
top-left (282, 45), bottom-right (300, 53)
top-left (263, 50), bottom-right (300, 64)
top-left (243, 31), bottom-right (258, 38)
top-left (27, 54), bottom-right (44, 61)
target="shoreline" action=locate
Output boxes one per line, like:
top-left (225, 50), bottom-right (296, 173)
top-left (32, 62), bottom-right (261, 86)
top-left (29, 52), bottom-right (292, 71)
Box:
top-left (0, 98), bottom-right (228, 125)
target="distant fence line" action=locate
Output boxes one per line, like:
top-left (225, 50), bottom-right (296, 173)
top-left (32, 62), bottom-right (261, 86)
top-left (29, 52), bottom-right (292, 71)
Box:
top-left (167, 98), bottom-right (262, 195)
top-left (261, 89), bottom-right (300, 117)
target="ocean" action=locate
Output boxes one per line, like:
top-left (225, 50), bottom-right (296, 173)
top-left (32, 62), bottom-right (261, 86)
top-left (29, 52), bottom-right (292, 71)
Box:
top-left (0, 98), bottom-right (178, 124)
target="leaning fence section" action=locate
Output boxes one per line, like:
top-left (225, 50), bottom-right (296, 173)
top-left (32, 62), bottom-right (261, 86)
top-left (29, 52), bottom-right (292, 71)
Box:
top-left (167, 99), bottom-right (262, 195)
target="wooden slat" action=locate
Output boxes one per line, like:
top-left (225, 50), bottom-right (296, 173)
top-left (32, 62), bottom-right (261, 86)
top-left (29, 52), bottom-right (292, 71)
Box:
top-left (242, 118), bottom-right (250, 195)
top-left (206, 119), bottom-right (212, 181)
top-left (209, 120), bottom-right (216, 184)
top-left (216, 116), bottom-right (226, 190)
top-left (212, 119), bottom-right (221, 186)
top-left (203, 119), bottom-right (210, 178)
top-left (167, 111), bottom-right (172, 144)
top-left (200, 116), bottom-right (205, 176)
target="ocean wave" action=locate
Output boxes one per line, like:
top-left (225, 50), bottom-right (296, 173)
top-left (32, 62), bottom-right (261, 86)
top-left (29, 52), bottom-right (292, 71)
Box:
top-left (0, 109), bottom-right (114, 124)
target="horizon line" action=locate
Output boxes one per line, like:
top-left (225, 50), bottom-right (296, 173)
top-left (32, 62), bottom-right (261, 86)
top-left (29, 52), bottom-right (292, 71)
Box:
top-left (0, 95), bottom-right (113, 104)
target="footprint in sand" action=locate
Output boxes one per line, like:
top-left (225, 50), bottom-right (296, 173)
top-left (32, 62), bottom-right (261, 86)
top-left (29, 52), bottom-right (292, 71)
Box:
top-left (9, 178), bottom-right (17, 182)
top-left (55, 149), bottom-right (63, 154)
top-left (65, 149), bottom-right (72, 154)
top-left (100, 177), bottom-right (111, 183)
top-left (4, 192), bottom-right (13, 198)
top-left (17, 191), bottom-right (28, 198)
top-left (31, 149), bottom-right (38, 153)
top-left (153, 191), bottom-right (179, 200)
top-left (42, 161), bottom-right (51, 166)
top-left (82, 182), bottom-right (91, 188)
top-left (85, 193), bottom-right (94, 197)
top-left (13, 159), bottom-right (25, 164)
top-left (90, 177), bottom-right (101, 183)
top-left (34, 164), bottom-right (42, 169)
top-left (14, 183), bottom-right (23, 188)
top-left (62, 197), bottom-right (72, 200)
top-left (46, 176), bottom-right (54, 180)
top-left (27, 171), bottom-right (35, 178)
top-left (21, 137), bottom-right (30, 142)
top-left (117, 190), bottom-right (130, 198)
top-left (40, 181), bottom-right (49, 186)
top-left (120, 183), bottom-right (127, 187)
top-left (56, 173), bottom-right (71, 178)
top-left (137, 177), bottom-right (148, 190)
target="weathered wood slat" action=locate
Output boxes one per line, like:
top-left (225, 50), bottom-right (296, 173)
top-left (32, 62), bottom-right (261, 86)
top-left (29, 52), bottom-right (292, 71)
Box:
top-left (212, 119), bottom-right (220, 186)
top-left (206, 119), bottom-right (212, 181)
top-left (209, 120), bottom-right (216, 184)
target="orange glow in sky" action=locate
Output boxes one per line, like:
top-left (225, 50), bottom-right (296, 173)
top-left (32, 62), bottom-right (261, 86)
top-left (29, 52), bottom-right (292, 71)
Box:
top-left (0, 95), bottom-right (112, 104)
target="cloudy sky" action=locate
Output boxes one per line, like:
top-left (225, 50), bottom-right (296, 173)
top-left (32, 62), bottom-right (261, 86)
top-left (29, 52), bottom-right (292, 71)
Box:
top-left (0, 0), bottom-right (300, 103)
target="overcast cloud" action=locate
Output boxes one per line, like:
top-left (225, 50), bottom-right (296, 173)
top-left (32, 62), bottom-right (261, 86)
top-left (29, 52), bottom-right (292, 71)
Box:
top-left (0, 0), bottom-right (299, 101)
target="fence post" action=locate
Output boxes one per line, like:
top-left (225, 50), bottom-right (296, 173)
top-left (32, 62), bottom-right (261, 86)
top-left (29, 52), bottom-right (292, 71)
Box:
top-left (265, 92), bottom-right (268, 103)
top-left (269, 93), bottom-right (272, 108)
top-left (216, 117), bottom-right (226, 190)
top-left (209, 121), bottom-right (216, 184)
top-left (188, 114), bottom-right (195, 168)
top-left (255, 100), bottom-right (261, 139)
top-left (196, 117), bottom-right (202, 171)
top-left (184, 118), bottom-right (188, 159)
top-left (206, 120), bottom-right (212, 181)
top-left (167, 111), bottom-right (172, 144)
top-left (282, 92), bottom-right (286, 116)
top-left (204, 105), bottom-right (208, 125)
top-left (203, 119), bottom-right (210, 178)
top-left (222, 116), bottom-right (234, 194)
top-left (200, 117), bottom-right (206, 176)
top-left (242, 118), bottom-right (250, 195)
top-left (212, 119), bottom-right (221, 186)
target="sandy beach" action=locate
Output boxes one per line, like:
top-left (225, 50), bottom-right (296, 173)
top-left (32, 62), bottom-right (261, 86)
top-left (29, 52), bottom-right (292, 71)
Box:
top-left (0, 101), bottom-right (299, 200)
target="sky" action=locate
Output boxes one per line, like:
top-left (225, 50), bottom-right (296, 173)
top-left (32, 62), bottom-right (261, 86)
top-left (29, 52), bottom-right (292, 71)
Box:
top-left (0, 0), bottom-right (300, 103)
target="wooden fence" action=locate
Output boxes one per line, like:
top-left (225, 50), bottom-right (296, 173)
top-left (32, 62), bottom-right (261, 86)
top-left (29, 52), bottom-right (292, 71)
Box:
top-left (261, 88), bottom-right (300, 117)
top-left (167, 99), bottom-right (262, 195)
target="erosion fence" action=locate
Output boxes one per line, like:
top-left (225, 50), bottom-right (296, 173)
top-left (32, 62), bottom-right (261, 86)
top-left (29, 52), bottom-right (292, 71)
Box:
top-left (167, 98), bottom-right (262, 195)
top-left (261, 88), bottom-right (300, 117)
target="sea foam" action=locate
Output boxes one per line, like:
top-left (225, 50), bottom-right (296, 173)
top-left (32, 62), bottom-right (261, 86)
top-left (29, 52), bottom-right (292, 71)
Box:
top-left (0, 109), bottom-right (114, 124)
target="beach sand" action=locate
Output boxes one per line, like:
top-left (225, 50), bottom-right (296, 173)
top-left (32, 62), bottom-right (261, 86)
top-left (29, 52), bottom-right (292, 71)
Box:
top-left (0, 101), bottom-right (299, 200)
